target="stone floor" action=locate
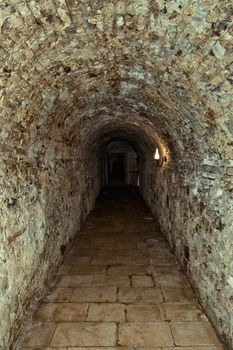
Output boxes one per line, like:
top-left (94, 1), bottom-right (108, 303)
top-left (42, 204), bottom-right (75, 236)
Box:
top-left (18, 187), bottom-right (223, 350)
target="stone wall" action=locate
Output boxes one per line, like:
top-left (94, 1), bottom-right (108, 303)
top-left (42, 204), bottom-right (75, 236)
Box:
top-left (0, 138), bottom-right (100, 347)
top-left (141, 157), bottom-right (233, 349)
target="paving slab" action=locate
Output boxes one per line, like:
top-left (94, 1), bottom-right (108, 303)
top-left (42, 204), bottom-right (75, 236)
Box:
top-left (119, 287), bottom-right (163, 303)
top-left (51, 322), bottom-right (117, 347)
top-left (71, 287), bottom-right (117, 302)
top-left (170, 322), bottom-right (220, 346)
top-left (87, 303), bottom-right (125, 321)
top-left (118, 322), bottom-right (174, 346)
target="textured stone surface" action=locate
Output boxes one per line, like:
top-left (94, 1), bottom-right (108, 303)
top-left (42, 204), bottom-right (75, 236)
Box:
top-left (160, 303), bottom-right (204, 321)
top-left (170, 322), bottom-right (220, 346)
top-left (118, 322), bottom-right (173, 346)
top-left (118, 287), bottom-right (163, 303)
top-left (20, 323), bottom-right (57, 347)
top-left (93, 274), bottom-right (131, 287)
top-left (87, 303), bottom-right (125, 322)
top-left (126, 303), bottom-right (162, 322)
top-left (131, 275), bottom-right (154, 287)
top-left (55, 275), bottom-right (93, 287)
top-left (0, 0), bottom-right (232, 348)
top-left (8, 189), bottom-right (226, 350)
top-left (35, 303), bottom-right (88, 322)
top-left (71, 287), bottom-right (117, 303)
top-left (51, 322), bottom-right (117, 347)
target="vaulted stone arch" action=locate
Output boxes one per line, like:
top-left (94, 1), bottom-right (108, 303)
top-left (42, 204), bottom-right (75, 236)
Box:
top-left (0, 0), bottom-right (232, 348)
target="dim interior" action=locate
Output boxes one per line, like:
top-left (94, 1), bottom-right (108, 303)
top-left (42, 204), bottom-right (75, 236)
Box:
top-left (0, 0), bottom-right (232, 348)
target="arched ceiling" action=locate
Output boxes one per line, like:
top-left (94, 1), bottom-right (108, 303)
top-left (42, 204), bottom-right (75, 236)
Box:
top-left (81, 118), bottom-right (162, 160)
top-left (1, 0), bottom-right (232, 165)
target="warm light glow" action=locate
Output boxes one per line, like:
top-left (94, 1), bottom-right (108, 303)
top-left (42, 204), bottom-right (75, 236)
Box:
top-left (154, 148), bottom-right (160, 160)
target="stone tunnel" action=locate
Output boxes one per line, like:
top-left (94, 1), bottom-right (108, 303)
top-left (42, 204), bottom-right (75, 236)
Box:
top-left (0, 0), bottom-right (233, 349)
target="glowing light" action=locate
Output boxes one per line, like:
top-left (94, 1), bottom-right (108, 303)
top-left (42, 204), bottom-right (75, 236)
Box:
top-left (154, 148), bottom-right (160, 160)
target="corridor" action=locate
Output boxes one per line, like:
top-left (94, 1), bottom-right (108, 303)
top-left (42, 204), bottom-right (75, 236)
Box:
top-left (18, 188), bottom-right (222, 349)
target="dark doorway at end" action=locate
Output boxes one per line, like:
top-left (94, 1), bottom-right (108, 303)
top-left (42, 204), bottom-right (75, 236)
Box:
top-left (108, 152), bottom-right (125, 185)
top-left (100, 141), bottom-right (139, 188)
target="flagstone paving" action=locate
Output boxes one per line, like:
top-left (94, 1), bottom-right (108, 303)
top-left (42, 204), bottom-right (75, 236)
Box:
top-left (18, 188), bottom-right (223, 350)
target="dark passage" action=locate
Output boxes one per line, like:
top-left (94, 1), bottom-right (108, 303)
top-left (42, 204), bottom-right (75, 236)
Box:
top-left (18, 187), bottom-right (220, 348)
top-left (109, 153), bottom-right (125, 184)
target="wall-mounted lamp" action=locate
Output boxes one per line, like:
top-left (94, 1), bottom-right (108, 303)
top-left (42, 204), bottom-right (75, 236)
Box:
top-left (154, 148), bottom-right (167, 167)
top-left (154, 148), bottom-right (160, 160)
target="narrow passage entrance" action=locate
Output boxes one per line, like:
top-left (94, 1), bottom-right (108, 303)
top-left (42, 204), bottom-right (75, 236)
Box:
top-left (108, 153), bottom-right (125, 184)
top-left (19, 187), bottom-right (221, 349)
